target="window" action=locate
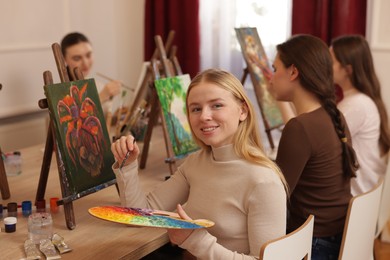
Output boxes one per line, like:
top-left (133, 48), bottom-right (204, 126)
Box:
top-left (200, 0), bottom-right (292, 76)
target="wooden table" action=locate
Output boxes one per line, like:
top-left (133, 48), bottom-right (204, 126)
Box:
top-left (0, 144), bottom-right (169, 259)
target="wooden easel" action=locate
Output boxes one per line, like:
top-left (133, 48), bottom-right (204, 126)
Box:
top-left (0, 85), bottom-right (11, 199)
top-left (0, 147), bottom-right (10, 199)
top-left (240, 68), bottom-right (282, 149)
top-left (168, 45), bottom-right (183, 75)
top-left (36, 43), bottom-right (117, 230)
top-left (36, 43), bottom-right (76, 229)
top-left (139, 35), bottom-right (179, 175)
top-left (115, 31), bottom-right (176, 138)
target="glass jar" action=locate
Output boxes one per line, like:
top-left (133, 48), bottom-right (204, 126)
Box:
top-left (27, 212), bottom-right (53, 244)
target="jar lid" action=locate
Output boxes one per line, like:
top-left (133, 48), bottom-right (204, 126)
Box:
top-left (4, 217), bottom-right (17, 225)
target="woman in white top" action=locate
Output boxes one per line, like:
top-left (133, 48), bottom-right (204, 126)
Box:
top-left (111, 69), bottom-right (288, 259)
top-left (330, 35), bottom-right (390, 195)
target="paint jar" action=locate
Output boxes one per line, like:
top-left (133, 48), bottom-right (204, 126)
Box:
top-left (28, 212), bottom-right (53, 244)
top-left (22, 201), bottom-right (32, 217)
top-left (36, 199), bottom-right (46, 213)
top-left (50, 198), bottom-right (59, 213)
top-left (7, 202), bottom-right (18, 217)
top-left (4, 151), bottom-right (22, 176)
top-left (0, 204), bottom-right (3, 219)
top-left (4, 217), bottom-right (17, 233)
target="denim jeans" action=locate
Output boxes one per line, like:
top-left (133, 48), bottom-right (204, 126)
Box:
top-left (311, 233), bottom-right (343, 260)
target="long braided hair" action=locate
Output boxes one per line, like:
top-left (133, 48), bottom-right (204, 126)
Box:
top-left (332, 35), bottom-right (390, 155)
top-left (277, 34), bottom-right (359, 178)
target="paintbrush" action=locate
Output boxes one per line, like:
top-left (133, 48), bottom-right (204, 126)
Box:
top-left (119, 139), bottom-right (136, 170)
top-left (96, 72), bottom-right (135, 92)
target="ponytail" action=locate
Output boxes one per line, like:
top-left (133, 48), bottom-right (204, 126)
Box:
top-left (322, 99), bottom-right (359, 178)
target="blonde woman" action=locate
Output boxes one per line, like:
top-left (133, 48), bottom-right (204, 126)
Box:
top-left (112, 69), bottom-right (288, 259)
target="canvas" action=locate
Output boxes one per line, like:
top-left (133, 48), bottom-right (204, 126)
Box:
top-left (235, 27), bottom-right (283, 128)
top-left (154, 74), bottom-right (198, 157)
top-left (44, 79), bottom-right (115, 194)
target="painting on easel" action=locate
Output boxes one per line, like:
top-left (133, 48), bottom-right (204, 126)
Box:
top-left (44, 78), bottom-right (115, 194)
top-left (235, 27), bottom-right (283, 128)
top-left (154, 74), bottom-right (198, 158)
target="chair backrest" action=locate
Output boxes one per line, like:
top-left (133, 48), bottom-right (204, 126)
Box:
top-left (259, 214), bottom-right (314, 260)
top-left (376, 157), bottom-right (390, 238)
top-left (338, 178), bottom-right (384, 260)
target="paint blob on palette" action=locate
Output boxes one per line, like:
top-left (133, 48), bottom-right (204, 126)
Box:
top-left (88, 206), bottom-right (215, 229)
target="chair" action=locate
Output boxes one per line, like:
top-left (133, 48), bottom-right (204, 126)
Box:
top-left (259, 214), bottom-right (314, 260)
top-left (376, 157), bottom-right (390, 242)
top-left (338, 178), bottom-right (384, 260)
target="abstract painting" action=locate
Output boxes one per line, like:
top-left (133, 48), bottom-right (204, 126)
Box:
top-left (44, 79), bottom-right (115, 194)
top-left (235, 27), bottom-right (283, 129)
top-left (154, 74), bottom-right (199, 158)
top-left (89, 206), bottom-right (214, 229)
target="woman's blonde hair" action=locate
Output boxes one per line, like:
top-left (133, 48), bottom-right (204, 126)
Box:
top-left (186, 69), bottom-right (289, 193)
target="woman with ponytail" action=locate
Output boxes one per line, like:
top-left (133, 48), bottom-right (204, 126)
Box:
top-left (270, 34), bottom-right (359, 259)
top-left (331, 35), bottom-right (389, 196)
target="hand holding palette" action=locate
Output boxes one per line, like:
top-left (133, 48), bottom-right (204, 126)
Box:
top-left (88, 206), bottom-right (214, 229)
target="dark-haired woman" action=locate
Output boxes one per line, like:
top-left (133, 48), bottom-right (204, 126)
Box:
top-left (61, 32), bottom-right (121, 111)
top-left (331, 35), bottom-right (389, 196)
top-left (270, 34), bottom-right (359, 259)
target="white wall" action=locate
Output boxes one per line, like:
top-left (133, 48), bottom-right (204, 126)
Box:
top-left (0, 0), bottom-right (389, 151)
top-left (0, 0), bottom-right (145, 151)
top-left (367, 0), bottom-right (390, 112)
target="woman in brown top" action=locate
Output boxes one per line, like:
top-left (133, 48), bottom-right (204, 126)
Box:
top-left (270, 35), bottom-right (359, 259)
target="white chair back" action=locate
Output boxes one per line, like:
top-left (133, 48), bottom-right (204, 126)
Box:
top-left (376, 158), bottom-right (390, 239)
top-left (338, 178), bottom-right (384, 260)
top-left (259, 215), bottom-right (314, 260)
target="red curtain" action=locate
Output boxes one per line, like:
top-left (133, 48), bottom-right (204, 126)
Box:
top-left (292, 0), bottom-right (367, 44)
top-left (292, 0), bottom-right (366, 101)
top-left (144, 0), bottom-right (200, 78)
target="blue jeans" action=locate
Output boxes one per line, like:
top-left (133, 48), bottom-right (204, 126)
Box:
top-left (311, 233), bottom-right (342, 260)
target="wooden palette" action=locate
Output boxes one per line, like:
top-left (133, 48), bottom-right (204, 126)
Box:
top-left (88, 206), bottom-right (214, 229)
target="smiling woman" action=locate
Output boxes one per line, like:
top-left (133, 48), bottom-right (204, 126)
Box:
top-left (111, 68), bottom-right (288, 259)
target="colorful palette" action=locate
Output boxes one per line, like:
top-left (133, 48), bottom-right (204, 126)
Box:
top-left (88, 206), bottom-right (215, 229)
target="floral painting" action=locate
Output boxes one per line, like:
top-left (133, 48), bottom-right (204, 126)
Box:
top-left (44, 79), bottom-right (115, 194)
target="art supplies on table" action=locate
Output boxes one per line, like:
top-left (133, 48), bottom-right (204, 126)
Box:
top-left (51, 233), bottom-right (72, 254)
top-left (88, 206), bottom-right (215, 229)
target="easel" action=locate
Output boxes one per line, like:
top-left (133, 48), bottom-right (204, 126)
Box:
top-left (112, 31), bottom-right (186, 175)
top-left (115, 31), bottom-right (176, 138)
top-left (0, 147), bottom-right (10, 199)
top-left (36, 43), bottom-right (116, 230)
top-left (168, 45), bottom-right (183, 75)
top-left (139, 35), bottom-right (179, 175)
top-left (240, 68), bottom-right (282, 149)
top-left (0, 85), bottom-right (11, 199)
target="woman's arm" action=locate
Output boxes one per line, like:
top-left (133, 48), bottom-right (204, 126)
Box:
top-left (112, 135), bottom-right (190, 210)
top-left (177, 178), bottom-right (287, 259)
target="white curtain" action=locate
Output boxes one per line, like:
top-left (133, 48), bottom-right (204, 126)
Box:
top-left (199, 0), bottom-right (292, 79)
top-left (199, 0), bottom-right (243, 77)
